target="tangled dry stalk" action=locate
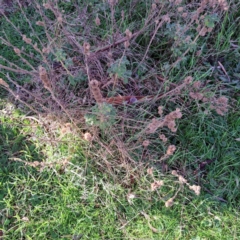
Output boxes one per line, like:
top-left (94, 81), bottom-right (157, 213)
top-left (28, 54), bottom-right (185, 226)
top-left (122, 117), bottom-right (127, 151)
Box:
top-left (0, 0), bottom-right (232, 206)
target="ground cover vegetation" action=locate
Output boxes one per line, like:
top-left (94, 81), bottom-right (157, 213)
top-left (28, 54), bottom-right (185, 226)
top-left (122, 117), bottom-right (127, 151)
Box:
top-left (0, 0), bottom-right (239, 239)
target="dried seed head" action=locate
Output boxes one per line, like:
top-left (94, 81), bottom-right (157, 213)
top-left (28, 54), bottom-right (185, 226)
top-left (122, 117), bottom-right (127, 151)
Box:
top-left (127, 193), bottom-right (135, 200)
top-left (217, 0), bottom-right (229, 11)
top-left (22, 35), bottom-right (32, 44)
top-left (166, 145), bottom-right (176, 155)
top-left (14, 47), bottom-right (21, 55)
top-left (36, 21), bottom-right (45, 26)
top-left (177, 7), bottom-right (184, 12)
top-left (39, 66), bottom-right (51, 89)
top-left (171, 170), bottom-right (179, 177)
top-left (42, 47), bottom-right (50, 54)
top-left (32, 161), bottom-right (40, 167)
top-left (142, 140), bottom-right (150, 147)
top-left (84, 132), bottom-right (93, 142)
top-left (158, 106), bottom-right (164, 116)
top-left (184, 76), bottom-right (193, 84)
top-left (43, 3), bottom-right (51, 9)
top-left (189, 185), bottom-right (201, 195)
top-left (218, 96), bottom-right (228, 104)
top-left (164, 109), bottom-right (181, 122)
top-left (147, 167), bottom-right (153, 176)
top-left (125, 29), bottom-right (132, 40)
top-left (0, 78), bottom-right (9, 88)
top-left (163, 109), bottom-right (182, 132)
top-left (178, 175), bottom-right (187, 184)
top-left (152, 3), bottom-right (157, 10)
top-left (210, 96), bottom-right (228, 115)
top-left (57, 15), bottom-right (63, 24)
top-left (202, 97), bottom-right (208, 102)
top-left (185, 35), bottom-right (191, 43)
top-left (124, 40), bottom-right (130, 48)
top-left (189, 92), bottom-right (204, 100)
top-left (151, 180), bottom-right (164, 191)
top-left (175, 0), bottom-right (182, 5)
top-left (165, 197), bottom-right (174, 207)
top-left (193, 81), bottom-right (201, 89)
top-left (159, 134), bottom-right (167, 143)
top-left (172, 108), bottom-right (182, 119)
top-left (216, 108), bottom-right (224, 115)
top-left (146, 118), bottom-right (164, 134)
top-left (21, 217), bottom-right (29, 222)
top-left (61, 123), bottom-right (72, 135)
top-left (83, 42), bottom-right (90, 56)
top-left (89, 79), bottom-right (103, 103)
top-left (95, 15), bottom-right (101, 26)
top-left (167, 121), bottom-right (177, 132)
top-left (162, 14), bottom-right (170, 23)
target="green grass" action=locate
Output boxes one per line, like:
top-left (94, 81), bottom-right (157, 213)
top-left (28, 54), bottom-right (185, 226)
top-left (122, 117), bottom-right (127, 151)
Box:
top-left (0, 102), bottom-right (123, 239)
top-left (0, 1), bottom-right (240, 239)
top-left (1, 99), bottom-right (239, 239)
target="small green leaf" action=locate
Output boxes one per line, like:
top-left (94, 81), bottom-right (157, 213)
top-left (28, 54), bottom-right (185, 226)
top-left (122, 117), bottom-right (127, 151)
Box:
top-left (107, 56), bottom-right (132, 84)
top-left (54, 49), bottom-right (67, 62)
top-left (204, 14), bottom-right (219, 28)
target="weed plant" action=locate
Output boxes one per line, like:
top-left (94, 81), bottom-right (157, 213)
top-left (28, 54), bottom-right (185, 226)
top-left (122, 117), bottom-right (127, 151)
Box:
top-left (0, 0), bottom-right (240, 239)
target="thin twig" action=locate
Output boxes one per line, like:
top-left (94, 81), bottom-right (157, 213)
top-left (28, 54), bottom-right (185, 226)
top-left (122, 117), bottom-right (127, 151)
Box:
top-left (218, 61), bottom-right (231, 82)
top-left (0, 63), bottom-right (36, 75)
top-left (134, 19), bottom-right (165, 74)
top-left (89, 30), bottom-right (142, 56)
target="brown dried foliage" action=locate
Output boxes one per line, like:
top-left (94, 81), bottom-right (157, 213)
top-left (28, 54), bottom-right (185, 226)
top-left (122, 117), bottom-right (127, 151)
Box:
top-left (39, 66), bottom-right (51, 89)
top-left (0, 1), bottom-right (233, 204)
top-left (146, 108), bottom-right (182, 134)
top-left (189, 81), bottom-right (229, 116)
top-left (0, 78), bottom-right (9, 88)
top-left (171, 170), bottom-right (201, 195)
top-left (89, 79), bottom-right (104, 103)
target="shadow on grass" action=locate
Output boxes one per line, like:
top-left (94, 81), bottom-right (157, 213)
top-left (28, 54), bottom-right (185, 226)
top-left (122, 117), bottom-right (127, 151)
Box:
top-left (0, 111), bottom-right (43, 232)
top-left (0, 95), bottom-right (84, 239)
top-left (0, 94), bottom-right (122, 239)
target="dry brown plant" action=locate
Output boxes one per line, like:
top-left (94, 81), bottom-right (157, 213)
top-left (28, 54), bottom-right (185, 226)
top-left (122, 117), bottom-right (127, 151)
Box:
top-left (188, 81), bottom-right (229, 116)
top-left (39, 66), bottom-right (51, 89)
top-left (89, 79), bottom-right (104, 104)
top-left (151, 180), bottom-right (164, 191)
top-left (159, 134), bottom-right (168, 143)
top-left (0, 78), bottom-right (9, 88)
top-left (172, 170), bottom-right (201, 196)
top-left (0, 0), bottom-right (232, 207)
top-left (146, 107), bottom-right (182, 134)
top-left (210, 96), bottom-right (229, 115)
top-left (84, 132), bottom-right (93, 142)
top-left (142, 140), bottom-right (150, 148)
top-left (9, 157), bottom-right (70, 172)
top-left (95, 15), bottom-right (101, 26)
top-left (165, 197), bottom-right (174, 208)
